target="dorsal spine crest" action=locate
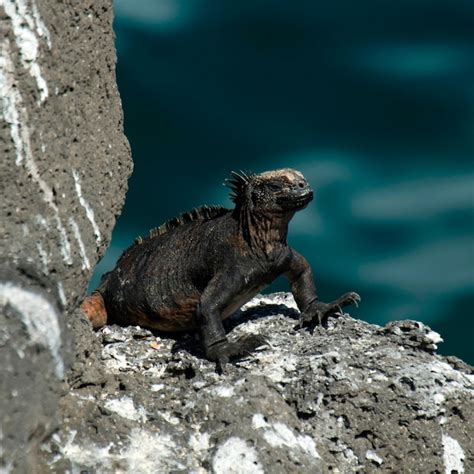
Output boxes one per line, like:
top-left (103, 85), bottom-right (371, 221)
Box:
top-left (224, 170), bottom-right (254, 204)
top-left (134, 205), bottom-right (229, 246)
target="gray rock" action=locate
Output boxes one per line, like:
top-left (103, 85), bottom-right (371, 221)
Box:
top-left (0, 0), bottom-right (131, 470)
top-left (40, 293), bottom-right (473, 473)
top-left (2, 2), bottom-right (473, 473)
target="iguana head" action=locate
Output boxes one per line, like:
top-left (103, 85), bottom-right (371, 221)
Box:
top-left (226, 168), bottom-right (313, 213)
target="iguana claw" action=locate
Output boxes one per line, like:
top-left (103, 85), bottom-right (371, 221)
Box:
top-left (206, 334), bottom-right (268, 372)
top-left (337, 291), bottom-right (361, 308)
top-left (299, 291), bottom-right (361, 328)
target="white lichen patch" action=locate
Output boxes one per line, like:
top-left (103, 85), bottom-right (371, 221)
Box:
top-left (212, 437), bottom-right (264, 474)
top-left (101, 341), bottom-right (135, 366)
top-left (36, 241), bottom-right (50, 273)
top-left (308, 351), bottom-right (342, 375)
top-left (74, 393), bottom-right (96, 402)
top-left (103, 397), bottom-right (147, 422)
top-left (72, 169), bottom-right (102, 244)
top-left (52, 428), bottom-right (184, 473)
top-left (102, 347), bottom-right (131, 372)
top-left (57, 282), bottom-right (67, 307)
top-left (3, 0), bottom-right (51, 103)
top-left (52, 430), bottom-right (114, 473)
top-left (465, 373), bottom-right (474, 385)
top-left (30, 1), bottom-right (51, 47)
top-left (1, 39), bottom-right (73, 266)
top-left (395, 359), bottom-right (474, 417)
top-left (265, 423), bottom-right (320, 459)
top-left (143, 364), bottom-right (167, 378)
top-left (211, 384), bottom-right (235, 398)
top-left (442, 433), bottom-right (465, 474)
top-left (0, 39), bottom-right (30, 166)
top-left (251, 413), bottom-right (268, 429)
top-left (123, 428), bottom-right (185, 472)
top-left (425, 329), bottom-right (443, 346)
top-left (100, 325), bottom-right (128, 343)
top-left (157, 411), bottom-right (180, 426)
top-left (53, 215), bottom-right (73, 265)
top-left (101, 340), bottom-right (168, 378)
top-left (187, 426), bottom-right (211, 468)
top-left (438, 416), bottom-right (448, 426)
top-left (69, 217), bottom-right (90, 270)
top-left (433, 393), bottom-right (445, 405)
top-left (366, 449), bottom-right (383, 465)
top-left (189, 431), bottom-right (210, 454)
top-left (252, 414), bottom-right (320, 459)
top-left (0, 282), bottom-right (64, 378)
top-left (251, 350), bottom-right (300, 384)
top-left (241, 292), bottom-right (298, 311)
top-left (236, 317), bottom-right (275, 336)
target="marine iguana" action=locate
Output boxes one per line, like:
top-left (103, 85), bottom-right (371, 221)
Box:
top-left (81, 169), bottom-right (360, 367)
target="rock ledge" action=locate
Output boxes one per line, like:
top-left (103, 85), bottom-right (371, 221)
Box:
top-left (41, 293), bottom-right (473, 473)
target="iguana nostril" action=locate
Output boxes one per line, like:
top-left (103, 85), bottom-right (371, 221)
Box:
top-left (298, 181), bottom-right (305, 189)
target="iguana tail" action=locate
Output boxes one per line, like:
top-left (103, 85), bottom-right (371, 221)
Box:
top-left (80, 271), bottom-right (111, 329)
top-left (80, 292), bottom-right (108, 328)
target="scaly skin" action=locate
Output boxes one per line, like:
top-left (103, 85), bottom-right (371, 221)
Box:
top-left (81, 169), bottom-right (361, 369)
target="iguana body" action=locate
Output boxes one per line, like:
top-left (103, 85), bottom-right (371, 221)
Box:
top-left (81, 169), bottom-right (360, 365)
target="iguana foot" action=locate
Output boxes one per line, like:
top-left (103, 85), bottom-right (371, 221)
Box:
top-left (299, 291), bottom-right (361, 327)
top-left (332, 291), bottom-right (361, 310)
top-left (205, 334), bottom-right (267, 372)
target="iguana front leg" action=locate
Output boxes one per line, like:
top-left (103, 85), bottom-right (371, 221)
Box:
top-left (285, 250), bottom-right (361, 327)
top-left (196, 273), bottom-right (266, 369)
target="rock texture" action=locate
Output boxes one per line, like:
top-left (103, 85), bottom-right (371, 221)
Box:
top-left (0, 0), bottom-right (132, 471)
top-left (40, 293), bottom-right (473, 473)
top-left (1, 2), bottom-right (473, 473)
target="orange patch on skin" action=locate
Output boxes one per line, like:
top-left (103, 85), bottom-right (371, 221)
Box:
top-left (120, 295), bottom-right (201, 332)
top-left (81, 293), bottom-right (108, 329)
top-left (156, 296), bottom-right (200, 331)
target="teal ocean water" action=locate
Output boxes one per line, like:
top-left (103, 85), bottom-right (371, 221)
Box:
top-left (92, 1), bottom-right (474, 363)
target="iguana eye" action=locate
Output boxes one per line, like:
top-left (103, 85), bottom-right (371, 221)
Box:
top-left (267, 183), bottom-right (280, 192)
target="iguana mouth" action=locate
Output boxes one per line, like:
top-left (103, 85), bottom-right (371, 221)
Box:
top-left (294, 192), bottom-right (313, 209)
top-left (278, 190), bottom-right (313, 209)
top-left (298, 190), bottom-right (313, 203)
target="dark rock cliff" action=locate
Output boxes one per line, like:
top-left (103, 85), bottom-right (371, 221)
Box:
top-left (0, 0), bottom-right (132, 471)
